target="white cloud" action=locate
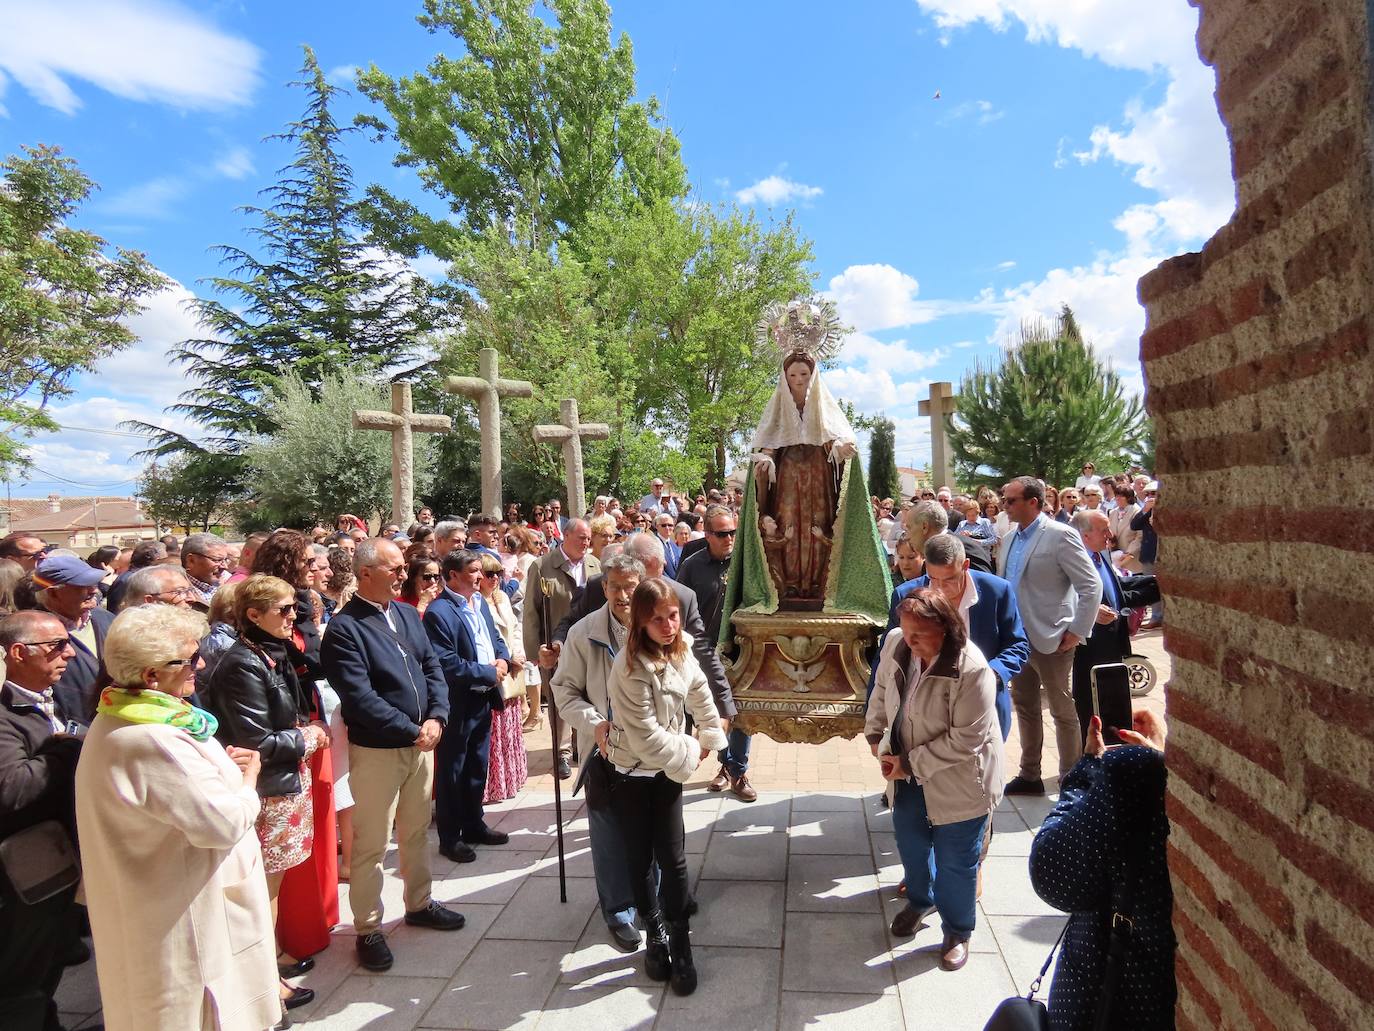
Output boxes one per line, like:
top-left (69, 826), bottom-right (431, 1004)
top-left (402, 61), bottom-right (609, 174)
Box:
top-left (825, 366), bottom-right (900, 412)
top-left (0, 0), bottom-right (261, 115)
top-left (214, 146), bottom-right (254, 181)
top-left (826, 263), bottom-right (1005, 333)
top-left (92, 279), bottom-right (210, 403)
top-left (327, 64), bottom-right (359, 87)
top-left (101, 175), bottom-right (191, 219)
top-left (734, 175), bottom-right (823, 206)
top-left (840, 333), bottom-right (948, 376)
top-left (995, 260), bottom-right (1016, 271)
top-left (943, 98), bottom-right (1004, 125)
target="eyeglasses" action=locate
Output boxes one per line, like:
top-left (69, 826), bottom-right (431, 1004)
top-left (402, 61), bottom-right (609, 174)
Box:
top-left (710, 529), bottom-right (737, 539)
top-left (21, 638), bottom-right (72, 655)
top-left (162, 650), bottom-right (202, 669)
top-left (155, 586), bottom-right (197, 600)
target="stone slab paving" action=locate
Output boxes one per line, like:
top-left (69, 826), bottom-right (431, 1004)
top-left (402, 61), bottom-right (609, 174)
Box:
top-left (53, 628), bottom-right (1169, 1030)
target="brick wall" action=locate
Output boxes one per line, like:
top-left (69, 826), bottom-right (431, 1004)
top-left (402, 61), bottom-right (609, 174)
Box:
top-left (1139, 2), bottom-right (1374, 1027)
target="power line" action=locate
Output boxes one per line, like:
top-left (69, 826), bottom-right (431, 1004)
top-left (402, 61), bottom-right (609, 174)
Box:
top-left (20, 466), bottom-right (141, 490)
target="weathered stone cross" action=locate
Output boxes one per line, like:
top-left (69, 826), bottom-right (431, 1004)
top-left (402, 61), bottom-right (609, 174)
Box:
top-left (353, 382), bottom-right (452, 528)
top-left (445, 348), bottom-right (535, 517)
top-left (919, 381), bottom-right (959, 491)
top-left (532, 398), bottom-right (610, 519)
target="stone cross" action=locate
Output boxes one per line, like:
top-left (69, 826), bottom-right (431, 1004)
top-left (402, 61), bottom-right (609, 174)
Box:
top-left (919, 381), bottom-right (959, 491)
top-left (444, 348), bottom-right (535, 517)
top-left (532, 398), bottom-right (610, 519)
top-left (353, 382), bottom-right (452, 528)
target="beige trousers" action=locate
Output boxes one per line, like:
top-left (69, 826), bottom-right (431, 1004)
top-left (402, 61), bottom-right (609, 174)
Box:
top-left (1010, 647), bottom-right (1081, 782)
top-left (348, 743), bottom-right (435, 933)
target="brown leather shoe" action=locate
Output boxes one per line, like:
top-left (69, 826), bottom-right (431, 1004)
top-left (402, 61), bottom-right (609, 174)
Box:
top-left (939, 933), bottom-right (969, 971)
top-left (730, 774), bottom-right (758, 803)
top-left (889, 904), bottom-right (937, 938)
top-left (707, 766), bottom-right (731, 792)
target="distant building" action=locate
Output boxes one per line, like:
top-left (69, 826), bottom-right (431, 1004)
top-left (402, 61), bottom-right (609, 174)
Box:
top-left (3, 494), bottom-right (158, 551)
top-left (897, 466), bottom-right (932, 498)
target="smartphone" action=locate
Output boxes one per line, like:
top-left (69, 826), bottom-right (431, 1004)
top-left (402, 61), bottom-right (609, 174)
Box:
top-left (1090, 663), bottom-right (1134, 746)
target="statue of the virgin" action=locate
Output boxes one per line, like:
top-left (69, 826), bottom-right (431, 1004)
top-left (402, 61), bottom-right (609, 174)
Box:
top-left (719, 298), bottom-right (892, 637)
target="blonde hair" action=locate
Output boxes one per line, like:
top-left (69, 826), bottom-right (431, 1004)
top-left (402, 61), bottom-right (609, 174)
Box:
top-left (103, 605), bottom-right (208, 688)
top-left (233, 574), bottom-right (296, 630)
top-left (207, 578), bottom-right (241, 627)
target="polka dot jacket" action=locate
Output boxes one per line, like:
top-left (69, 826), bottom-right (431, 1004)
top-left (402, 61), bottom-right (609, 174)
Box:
top-left (1028, 745), bottom-right (1177, 1030)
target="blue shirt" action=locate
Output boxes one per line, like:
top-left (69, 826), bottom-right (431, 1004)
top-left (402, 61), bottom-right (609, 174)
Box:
top-left (1093, 552), bottom-right (1121, 611)
top-left (450, 590), bottom-right (496, 664)
top-left (1003, 513), bottom-right (1045, 587)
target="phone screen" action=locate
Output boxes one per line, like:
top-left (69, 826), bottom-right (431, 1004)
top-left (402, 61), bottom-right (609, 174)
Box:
top-left (1091, 663), bottom-right (1134, 745)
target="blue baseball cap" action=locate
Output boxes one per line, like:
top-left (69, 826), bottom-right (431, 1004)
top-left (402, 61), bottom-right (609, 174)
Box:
top-left (32, 554), bottom-right (106, 589)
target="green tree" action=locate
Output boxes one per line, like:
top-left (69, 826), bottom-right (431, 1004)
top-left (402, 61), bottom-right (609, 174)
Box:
top-left (868, 416), bottom-right (900, 500)
top-left (138, 452), bottom-right (243, 534)
top-left (357, 0), bottom-right (687, 259)
top-left (0, 145), bottom-right (167, 473)
top-left (242, 372), bottom-right (436, 530)
top-left (135, 46), bottom-right (448, 467)
top-left (948, 305), bottom-right (1146, 486)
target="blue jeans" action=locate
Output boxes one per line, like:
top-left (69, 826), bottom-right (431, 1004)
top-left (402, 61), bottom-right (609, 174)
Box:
top-left (584, 755), bottom-right (637, 929)
top-left (717, 727), bottom-right (752, 778)
top-left (892, 779), bottom-right (987, 940)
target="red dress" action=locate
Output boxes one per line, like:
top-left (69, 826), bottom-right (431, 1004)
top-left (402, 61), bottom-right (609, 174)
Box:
top-left (275, 664), bottom-right (340, 958)
top-left (485, 696), bottom-right (528, 801)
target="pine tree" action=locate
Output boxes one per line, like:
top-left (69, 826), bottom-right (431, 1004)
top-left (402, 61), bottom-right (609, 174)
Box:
top-left (868, 416), bottom-right (900, 500)
top-left (134, 46), bottom-right (447, 465)
top-left (948, 305), bottom-right (1145, 486)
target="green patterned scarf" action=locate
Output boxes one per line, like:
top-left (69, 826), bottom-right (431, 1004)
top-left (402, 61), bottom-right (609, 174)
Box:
top-left (98, 687), bottom-right (219, 742)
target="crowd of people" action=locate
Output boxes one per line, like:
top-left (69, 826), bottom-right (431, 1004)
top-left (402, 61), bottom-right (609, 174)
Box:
top-left (0, 460), bottom-right (1171, 1030)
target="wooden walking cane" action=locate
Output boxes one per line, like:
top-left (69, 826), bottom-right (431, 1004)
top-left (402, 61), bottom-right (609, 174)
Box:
top-left (540, 578), bottom-right (569, 903)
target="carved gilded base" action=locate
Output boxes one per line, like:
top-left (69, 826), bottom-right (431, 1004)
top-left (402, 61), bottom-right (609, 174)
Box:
top-left (724, 610), bottom-right (880, 745)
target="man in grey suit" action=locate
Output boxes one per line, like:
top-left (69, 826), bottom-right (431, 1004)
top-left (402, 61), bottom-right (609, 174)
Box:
top-left (997, 476), bottom-right (1102, 794)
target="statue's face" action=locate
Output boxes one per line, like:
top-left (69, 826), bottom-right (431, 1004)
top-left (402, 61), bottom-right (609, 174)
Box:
top-left (785, 360), bottom-right (813, 403)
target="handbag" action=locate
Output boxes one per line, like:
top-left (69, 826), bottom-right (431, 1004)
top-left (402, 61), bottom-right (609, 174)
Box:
top-left (983, 920), bottom-right (1068, 1030)
top-left (0, 820), bottom-right (81, 905)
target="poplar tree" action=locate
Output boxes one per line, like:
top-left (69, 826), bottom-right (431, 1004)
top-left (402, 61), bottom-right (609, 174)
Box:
top-left (948, 305), bottom-right (1145, 486)
top-left (868, 417), bottom-right (900, 500)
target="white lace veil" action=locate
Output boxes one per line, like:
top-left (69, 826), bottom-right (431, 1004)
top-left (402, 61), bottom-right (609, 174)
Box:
top-left (750, 356), bottom-right (857, 453)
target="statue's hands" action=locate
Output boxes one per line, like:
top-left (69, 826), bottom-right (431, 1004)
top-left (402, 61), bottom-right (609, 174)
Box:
top-left (831, 440), bottom-right (857, 463)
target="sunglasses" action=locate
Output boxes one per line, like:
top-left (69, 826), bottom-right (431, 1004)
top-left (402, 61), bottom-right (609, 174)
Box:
top-left (274, 602), bottom-right (297, 616)
top-left (21, 638), bottom-right (72, 655)
top-left (483, 571), bottom-right (502, 579)
top-left (420, 573), bottom-right (443, 582)
top-left (710, 529), bottom-right (737, 539)
top-left (163, 650), bottom-right (202, 669)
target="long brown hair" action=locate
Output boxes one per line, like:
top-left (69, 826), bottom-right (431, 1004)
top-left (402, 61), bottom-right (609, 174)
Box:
top-left (896, 586), bottom-right (966, 676)
top-left (251, 529), bottom-right (311, 589)
top-left (625, 577), bottom-right (686, 668)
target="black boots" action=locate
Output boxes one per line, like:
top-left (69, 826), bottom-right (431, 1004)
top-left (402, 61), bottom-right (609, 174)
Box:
top-left (668, 919), bottom-right (697, 996)
top-left (643, 911), bottom-right (671, 982)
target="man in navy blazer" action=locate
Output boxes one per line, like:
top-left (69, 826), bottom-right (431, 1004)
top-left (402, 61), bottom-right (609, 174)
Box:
top-left (321, 538), bottom-right (464, 973)
top-left (876, 533), bottom-right (1030, 740)
top-left (424, 549), bottom-right (512, 864)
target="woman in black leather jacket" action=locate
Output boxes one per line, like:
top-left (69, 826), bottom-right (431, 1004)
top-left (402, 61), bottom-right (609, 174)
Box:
top-left (206, 573), bottom-right (328, 1009)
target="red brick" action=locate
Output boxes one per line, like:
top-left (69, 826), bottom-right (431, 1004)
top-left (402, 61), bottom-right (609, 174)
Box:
top-left (1215, 902), bottom-right (1344, 1029)
top-left (1156, 426), bottom-right (1289, 474)
top-left (1214, 3), bottom-right (1324, 112)
top-left (1175, 905), bottom-right (1284, 1031)
top-left (1219, 647), bottom-right (1374, 740)
top-left (1232, 51), bottom-right (1350, 179)
top-left (1304, 761), bottom-right (1374, 837)
top-left (1149, 318), bottom-right (1369, 416)
top-left (1168, 690), bottom-right (1286, 780)
top-left (1320, 407), bottom-right (1374, 461)
top-left (1160, 574), bottom-right (1297, 625)
top-left (1297, 587), bottom-right (1374, 645)
top-left (1163, 625), bottom-right (1218, 669)
top-left (1174, 948), bottom-right (1226, 1028)
top-left (1170, 791), bottom-right (1295, 932)
top-left (1139, 251), bottom-right (1203, 305)
top-left (1304, 920), bottom-right (1374, 1007)
top-left (1283, 221), bottom-right (1357, 295)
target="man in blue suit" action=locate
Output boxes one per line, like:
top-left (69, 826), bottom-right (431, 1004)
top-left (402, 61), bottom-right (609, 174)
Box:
top-left (881, 533), bottom-right (1030, 741)
top-left (424, 549), bottom-right (512, 864)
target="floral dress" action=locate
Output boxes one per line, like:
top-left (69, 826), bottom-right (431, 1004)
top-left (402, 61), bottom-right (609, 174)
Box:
top-left (257, 735), bottom-right (319, 874)
top-left (484, 589), bottom-right (529, 801)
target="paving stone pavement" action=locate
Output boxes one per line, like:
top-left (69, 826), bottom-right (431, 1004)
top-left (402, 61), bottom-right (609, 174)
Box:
top-left (54, 630), bottom-right (1169, 1031)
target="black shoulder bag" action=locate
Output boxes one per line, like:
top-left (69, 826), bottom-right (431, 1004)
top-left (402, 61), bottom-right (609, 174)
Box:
top-left (983, 919), bottom-right (1068, 1030)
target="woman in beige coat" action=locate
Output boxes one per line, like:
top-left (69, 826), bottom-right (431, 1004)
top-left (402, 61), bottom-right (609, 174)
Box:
top-left (75, 604), bottom-right (282, 1031)
top-left (604, 577), bottom-right (727, 997)
top-left (865, 587), bottom-right (1003, 973)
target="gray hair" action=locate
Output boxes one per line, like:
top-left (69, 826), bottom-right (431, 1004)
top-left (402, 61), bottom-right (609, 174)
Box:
top-left (0, 610), bottom-right (64, 651)
top-left (120, 565), bottom-right (191, 610)
top-left (906, 500), bottom-right (948, 536)
top-left (103, 604), bottom-right (208, 688)
top-left (352, 537), bottom-right (398, 575)
top-left (310, 542), bottom-right (330, 558)
top-left (1071, 509), bottom-right (1108, 534)
top-left (433, 520), bottom-right (466, 542)
top-left (924, 533), bottom-right (966, 569)
top-left (602, 553), bottom-right (646, 580)
top-left (599, 542), bottom-right (624, 565)
top-left (181, 532), bottom-right (226, 557)
top-left (622, 530), bottom-right (666, 571)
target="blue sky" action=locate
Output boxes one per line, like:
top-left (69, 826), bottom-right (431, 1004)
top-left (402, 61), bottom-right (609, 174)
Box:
top-left (1, 0), bottom-right (1233, 497)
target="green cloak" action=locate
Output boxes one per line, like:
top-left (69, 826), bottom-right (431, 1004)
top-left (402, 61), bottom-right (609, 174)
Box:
top-left (717, 456), bottom-right (893, 648)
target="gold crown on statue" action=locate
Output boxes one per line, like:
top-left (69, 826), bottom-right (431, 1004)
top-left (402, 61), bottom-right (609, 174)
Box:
top-left (756, 296), bottom-right (843, 363)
